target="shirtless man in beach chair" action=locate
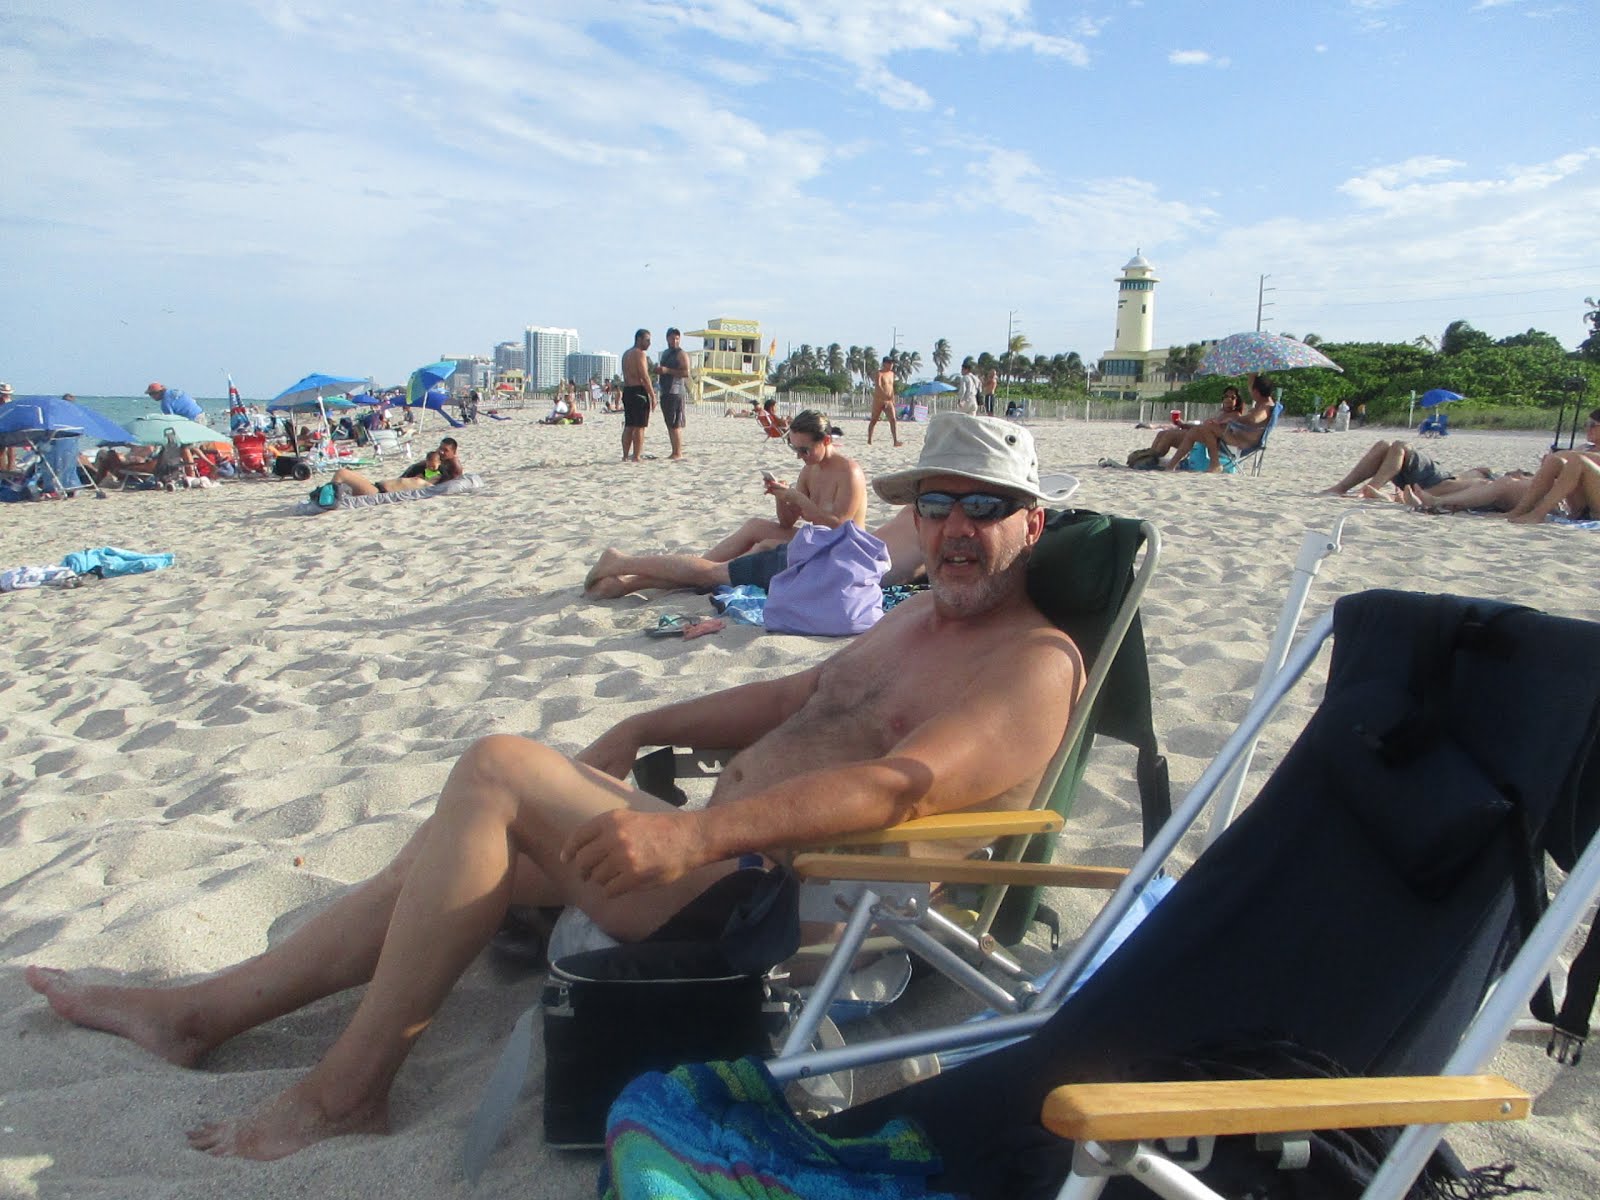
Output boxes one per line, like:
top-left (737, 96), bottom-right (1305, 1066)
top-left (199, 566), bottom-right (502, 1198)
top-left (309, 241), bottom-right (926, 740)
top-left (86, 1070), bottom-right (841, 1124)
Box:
top-left (26, 414), bottom-right (1080, 1162)
top-left (584, 409), bottom-right (867, 598)
top-left (329, 437), bottom-right (462, 496)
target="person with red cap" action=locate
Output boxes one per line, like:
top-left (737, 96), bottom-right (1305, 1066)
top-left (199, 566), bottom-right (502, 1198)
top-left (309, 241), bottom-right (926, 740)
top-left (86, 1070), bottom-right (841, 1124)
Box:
top-left (145, 381), bottom-right (205, 423)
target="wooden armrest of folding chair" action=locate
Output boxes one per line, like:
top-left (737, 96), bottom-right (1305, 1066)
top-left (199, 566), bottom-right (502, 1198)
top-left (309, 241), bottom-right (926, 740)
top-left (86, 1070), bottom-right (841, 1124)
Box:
top-left (1041, 1075), bottom-right (1530, 1143)
top-left (792, 852), bottom-right (1128, 891)
top-left (820, 809), bottom-right (1065, 847)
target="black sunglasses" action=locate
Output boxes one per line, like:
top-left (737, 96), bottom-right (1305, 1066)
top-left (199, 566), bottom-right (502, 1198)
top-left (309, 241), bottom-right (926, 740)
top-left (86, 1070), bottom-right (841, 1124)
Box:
top-left (914, 491), bottom-right (1026, 522)
top-left (788, 439), bottom-right (820, 457)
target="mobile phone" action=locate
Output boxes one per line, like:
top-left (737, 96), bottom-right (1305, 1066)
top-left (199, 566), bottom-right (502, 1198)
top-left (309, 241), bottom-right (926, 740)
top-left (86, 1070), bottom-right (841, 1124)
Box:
top-left (761, 471), bottom-right (776, 484)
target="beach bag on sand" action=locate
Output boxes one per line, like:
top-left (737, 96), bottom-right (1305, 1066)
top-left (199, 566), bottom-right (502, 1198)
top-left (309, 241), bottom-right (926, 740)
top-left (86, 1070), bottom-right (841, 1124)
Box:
top-left (1126, 446), bottom-right (1162, 470)
top-left (764, 522), bottom-right (890, 637)
top-left (307, 482), bottom-right (338, 509)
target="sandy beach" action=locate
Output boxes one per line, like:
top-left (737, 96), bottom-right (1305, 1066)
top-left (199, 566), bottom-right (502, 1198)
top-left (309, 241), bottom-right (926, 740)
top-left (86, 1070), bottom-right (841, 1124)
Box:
top-left (1, 411), bottom-right (1597, 1199)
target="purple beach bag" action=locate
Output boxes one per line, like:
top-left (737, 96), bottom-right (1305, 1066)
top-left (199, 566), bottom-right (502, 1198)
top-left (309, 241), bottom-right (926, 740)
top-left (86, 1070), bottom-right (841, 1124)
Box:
top-left (763, 522), bottom-right (890, 637)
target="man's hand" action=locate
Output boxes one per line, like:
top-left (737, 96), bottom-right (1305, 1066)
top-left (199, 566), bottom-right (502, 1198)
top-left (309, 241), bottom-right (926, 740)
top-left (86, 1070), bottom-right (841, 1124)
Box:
top-left (575, 726), bottom-right (639, 780)
top-left (561, 809), bottom-right (709, 897)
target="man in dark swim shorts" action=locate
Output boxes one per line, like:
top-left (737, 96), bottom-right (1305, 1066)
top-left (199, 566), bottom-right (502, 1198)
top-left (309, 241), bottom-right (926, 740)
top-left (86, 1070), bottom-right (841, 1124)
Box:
top-left (620, 328), bottom-right (656, 462)
top-left (656, 327), bottom-right (691, 460)
top-left (1322, 438), bottom-right (1454, 496)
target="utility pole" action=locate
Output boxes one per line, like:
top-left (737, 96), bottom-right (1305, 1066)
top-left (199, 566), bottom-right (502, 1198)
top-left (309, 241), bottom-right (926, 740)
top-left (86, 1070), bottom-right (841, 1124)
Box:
top-left (1255, 275), bottom-right (1275, 332)
top-left (1005, 309), bottom-right (1019, 401)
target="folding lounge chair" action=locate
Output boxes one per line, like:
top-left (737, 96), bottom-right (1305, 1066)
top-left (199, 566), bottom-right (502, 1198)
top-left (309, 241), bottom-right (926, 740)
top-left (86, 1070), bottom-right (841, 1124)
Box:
top-left (604, 590), bottom-right (1600, 1200)
top-left (1220, 402), bottom-right (1282, 477)
top-left (370, 426), bottom-right (414, 464)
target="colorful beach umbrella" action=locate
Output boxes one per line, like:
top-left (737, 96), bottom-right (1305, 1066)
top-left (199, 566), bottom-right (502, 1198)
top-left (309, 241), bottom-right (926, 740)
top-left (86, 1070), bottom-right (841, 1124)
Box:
top-left (902, 380), bottom-right (957, 396)
top-left (1196, 332), bottom-right (1343, 377)
top-left (1419, 388), bottom-right (1463, 408)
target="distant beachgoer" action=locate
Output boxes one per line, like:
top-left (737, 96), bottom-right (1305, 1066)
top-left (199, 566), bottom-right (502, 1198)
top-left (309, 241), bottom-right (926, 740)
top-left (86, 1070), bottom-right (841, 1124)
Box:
top-left (620, 330), bottom-right (656, 462)
top-left (330, 438), bottom-right (461, 496)
top-left (589, 379), bottom-right (604, 411)
top-left (956, 359), bottom-right (980, 415)
top-left (146, 382), bottom-right (205, 423)
top-left (868, 354), bottom-right (902, 447)
top-left (756, 398), bottom-right (788, 438)
top-left (656, 327), bottom-right (691, 460)
top-left (0, 382), bottom-right (11, 472)
top-left (980, 363), bottom-right (999, 417)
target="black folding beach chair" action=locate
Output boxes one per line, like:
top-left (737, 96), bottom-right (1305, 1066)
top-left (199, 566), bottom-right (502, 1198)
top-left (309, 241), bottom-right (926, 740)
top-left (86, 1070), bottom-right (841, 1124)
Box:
top-left (604, 591), bottom-right (1600, 1200)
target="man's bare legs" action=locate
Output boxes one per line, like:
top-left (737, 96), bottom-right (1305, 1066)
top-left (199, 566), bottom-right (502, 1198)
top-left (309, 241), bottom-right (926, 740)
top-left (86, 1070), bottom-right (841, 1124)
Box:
top-left (622, 425), bottom-right (644, 462)
top-left (1321, 441), bottom-right (1408, 495)
top-left (1162, 427), bottom-right (1220, 471)
top-left (29, 735), bottom-right (725, 1159)
top-left (583, 548), bottom-right (731, 598)
top-left (330, 467), bottom-right (379, 496)
top-left (1508, 455), bottom-right (1600, 524)
top-left (702, 517), bottom-right (793, 562)
top-left (867, 403), bottom-right (902, 447)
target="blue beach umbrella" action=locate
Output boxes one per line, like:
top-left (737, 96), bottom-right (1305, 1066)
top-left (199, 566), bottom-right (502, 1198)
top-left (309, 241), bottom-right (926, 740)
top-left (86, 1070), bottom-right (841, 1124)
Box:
top-left (270, 372), bottom-right (371, 408)
top-left (0, 404), bottom-right (81, 447)
top-left (405, 360), bottom-right (459, 406)
top-left (902, 380), bottom-right (957, 397)
top-left (1419, 388), bottom-right (1463, 408)
top-left (2, 394), bottom-right (133, 444)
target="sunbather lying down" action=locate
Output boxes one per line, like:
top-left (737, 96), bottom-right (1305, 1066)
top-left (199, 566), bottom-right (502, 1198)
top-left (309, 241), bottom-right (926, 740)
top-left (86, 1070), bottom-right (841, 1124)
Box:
top-left (1406, 449), bottom-right (1600, 523)
top-left (25, 414), bottom-right (1081, 1162)
top-left (583, 505), bottom-right (926, 599)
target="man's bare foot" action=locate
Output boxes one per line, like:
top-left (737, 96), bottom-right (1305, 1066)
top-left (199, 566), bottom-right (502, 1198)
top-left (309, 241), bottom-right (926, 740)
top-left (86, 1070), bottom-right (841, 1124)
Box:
top-left (187, 1079), bottom-right (389, 1160)
top-left (1318, 486), bottom-right (1351, 497)
top-left (669, 454), bottom-right (685, 461)
top-left (585, 575), bottom-right (633, 599)
top-left (584, 548), bottom-right (627, 591)
top-left (893, 440), bottom-right (904, 448)
top-left (26, 965), bottom-right (211, 1067)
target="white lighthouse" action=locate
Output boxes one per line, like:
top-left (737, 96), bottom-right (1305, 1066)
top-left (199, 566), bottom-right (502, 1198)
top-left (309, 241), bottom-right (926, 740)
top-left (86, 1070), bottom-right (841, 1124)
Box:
top-left (1098, 251), bottom-right (1168, 397)
top-left (1113, 251), bottom-right (1159, 353)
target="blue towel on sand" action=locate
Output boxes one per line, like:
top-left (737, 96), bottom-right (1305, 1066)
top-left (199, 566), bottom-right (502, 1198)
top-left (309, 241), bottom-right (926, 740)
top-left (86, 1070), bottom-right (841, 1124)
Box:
top-left (601, 1057), bottom-right (953, 1200)
top-left (61, 546), bottom-right (176, 578)
top-left (711, 585), bottom-right (767, 626)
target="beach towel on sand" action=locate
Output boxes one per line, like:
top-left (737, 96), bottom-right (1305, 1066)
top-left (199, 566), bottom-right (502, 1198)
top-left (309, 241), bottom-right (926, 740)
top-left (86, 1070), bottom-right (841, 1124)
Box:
top-left (601, 1057), bottom-right (952, 1200)
top-left (59, 547), bottom-right (175, 577)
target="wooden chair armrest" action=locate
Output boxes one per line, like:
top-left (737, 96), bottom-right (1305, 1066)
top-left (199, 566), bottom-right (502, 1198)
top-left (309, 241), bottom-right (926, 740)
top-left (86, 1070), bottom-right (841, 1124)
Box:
top-left (1041, 1075), bottom-right (1531, 1142)
top-left (818, 810), bottom-right (1064, 847)
top-left (791, 852), bottom-right (1127, 890)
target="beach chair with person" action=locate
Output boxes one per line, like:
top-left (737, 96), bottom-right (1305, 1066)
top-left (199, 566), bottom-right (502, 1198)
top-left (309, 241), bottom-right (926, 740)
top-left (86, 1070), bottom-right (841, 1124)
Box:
top-left (602, 590), bottom-right (1600, 1200)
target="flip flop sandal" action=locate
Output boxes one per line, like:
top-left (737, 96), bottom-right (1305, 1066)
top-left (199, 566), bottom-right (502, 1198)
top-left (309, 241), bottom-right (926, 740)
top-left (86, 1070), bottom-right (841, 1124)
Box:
top-left (645, 613), bottom-right (694, 638)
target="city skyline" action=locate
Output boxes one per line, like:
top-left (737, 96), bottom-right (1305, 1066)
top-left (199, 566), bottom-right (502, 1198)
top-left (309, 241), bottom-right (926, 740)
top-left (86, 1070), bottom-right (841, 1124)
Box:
top-left (3, 1), bottom-right (1595, 395)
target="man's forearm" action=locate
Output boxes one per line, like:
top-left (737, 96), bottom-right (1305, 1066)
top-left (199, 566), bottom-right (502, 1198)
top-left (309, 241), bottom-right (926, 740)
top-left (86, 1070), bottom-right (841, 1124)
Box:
top-left (612, 673), bottom-right (813, 756)
top-left (689, 760), bottom-right (925, 862)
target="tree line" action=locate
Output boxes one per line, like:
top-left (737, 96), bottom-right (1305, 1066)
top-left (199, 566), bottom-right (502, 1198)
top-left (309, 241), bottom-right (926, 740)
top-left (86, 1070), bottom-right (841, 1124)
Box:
top-left (766, 316), bottom-right (1597, 420)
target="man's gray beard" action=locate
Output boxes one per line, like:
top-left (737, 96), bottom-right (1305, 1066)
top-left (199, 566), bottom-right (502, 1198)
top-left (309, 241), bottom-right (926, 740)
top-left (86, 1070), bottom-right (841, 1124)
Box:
top-left (929, 544), bottom-right (1031, 616)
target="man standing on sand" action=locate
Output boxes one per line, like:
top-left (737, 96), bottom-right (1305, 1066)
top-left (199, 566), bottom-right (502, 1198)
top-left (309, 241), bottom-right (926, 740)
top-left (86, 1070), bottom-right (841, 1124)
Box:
top-left (956, 359), bottom-right (980, 415)
top-left (584, 409), bottom-right (867, 597)
top-left (620, 329), bottom-right (656, 462)
top-left (869, 354), bottom-right (902, 447)
top-left (656, 327), bottom-right (691, 460)
top-left (980, 362), bottom-right (999, 417)
top-left (26, 414), bottom-right (1081, 1162)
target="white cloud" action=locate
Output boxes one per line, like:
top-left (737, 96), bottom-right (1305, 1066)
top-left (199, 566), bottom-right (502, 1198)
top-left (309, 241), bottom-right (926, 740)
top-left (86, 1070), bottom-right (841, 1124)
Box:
top-left (1168, 49), bottom-right (1230, 68)
top-left (1339, 150), bottom-right (1598, 212)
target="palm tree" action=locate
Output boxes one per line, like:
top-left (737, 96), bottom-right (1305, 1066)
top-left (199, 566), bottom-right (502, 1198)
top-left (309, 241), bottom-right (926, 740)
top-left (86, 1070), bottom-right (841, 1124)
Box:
top-left (1032, 354), bottom-right (1049, 383)
top-left (976, 350), bottom-right (996, 376)
top-left (862, 346), bottom-right (879, 389)
top-left (903, 349), bottom-right (922, 379)
top-left (847, 346), bottom-right (864, 385)
top-left (1161, 343), bottom-right (1205, 391)
top-left (1065, 350), bottom-right (1085, 388)
top-left (932, 338), bottom-right (952, 378)
top-left (1302, 332), bottom-right (1324, 347)
top-left (826, 343), bottom-right (845, 377)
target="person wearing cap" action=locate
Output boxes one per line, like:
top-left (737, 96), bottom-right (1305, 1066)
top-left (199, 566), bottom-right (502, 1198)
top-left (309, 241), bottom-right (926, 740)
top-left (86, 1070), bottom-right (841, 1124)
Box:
top-left (146, 381), bottom-right (205, 423)
top-left (655, 327), bottom-right (691, 460)
top-left (26, 411), bottom-right (1083, 1162)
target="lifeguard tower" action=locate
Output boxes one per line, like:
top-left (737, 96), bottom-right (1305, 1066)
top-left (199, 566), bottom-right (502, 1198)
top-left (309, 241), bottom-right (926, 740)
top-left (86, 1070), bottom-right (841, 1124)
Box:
top-left (685, 318), bottom-right (771, 408)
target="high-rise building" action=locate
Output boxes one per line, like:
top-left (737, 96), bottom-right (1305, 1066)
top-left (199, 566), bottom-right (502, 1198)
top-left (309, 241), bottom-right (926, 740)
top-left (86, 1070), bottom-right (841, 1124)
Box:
top-left (524, 326), bottom-right (580, 390)
top-left (494, 340), bottom-right (525, 373)
top-left (566, 351), bottom-right (620, 386)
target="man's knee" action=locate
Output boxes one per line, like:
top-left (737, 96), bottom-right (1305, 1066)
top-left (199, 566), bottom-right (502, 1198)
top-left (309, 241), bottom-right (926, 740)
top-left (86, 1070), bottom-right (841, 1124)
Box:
top-left (447, 734), bottom-right (565, 812)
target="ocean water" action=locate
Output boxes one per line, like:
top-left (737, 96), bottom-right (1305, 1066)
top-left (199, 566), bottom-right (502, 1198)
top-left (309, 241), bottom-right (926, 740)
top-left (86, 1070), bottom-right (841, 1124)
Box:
top-left (68, 395), bottom-right (232, 427)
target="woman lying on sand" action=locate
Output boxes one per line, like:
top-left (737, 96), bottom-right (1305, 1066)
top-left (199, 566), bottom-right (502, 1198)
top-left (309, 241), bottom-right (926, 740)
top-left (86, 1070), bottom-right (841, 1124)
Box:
top-left (1404, 449), bottom-right (1600, 522)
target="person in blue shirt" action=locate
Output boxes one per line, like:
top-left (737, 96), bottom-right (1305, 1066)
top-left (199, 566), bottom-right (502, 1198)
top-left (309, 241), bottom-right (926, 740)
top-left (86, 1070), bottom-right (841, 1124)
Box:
top-left (146, 381), bottom-right (205, 423)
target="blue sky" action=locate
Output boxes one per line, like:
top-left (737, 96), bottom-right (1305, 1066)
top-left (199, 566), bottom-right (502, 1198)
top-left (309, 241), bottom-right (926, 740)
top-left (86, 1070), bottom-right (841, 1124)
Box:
top-left (2, 0), bottom-right (1595, 396)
